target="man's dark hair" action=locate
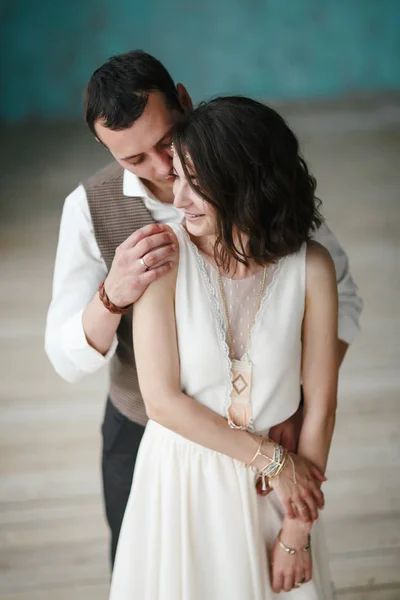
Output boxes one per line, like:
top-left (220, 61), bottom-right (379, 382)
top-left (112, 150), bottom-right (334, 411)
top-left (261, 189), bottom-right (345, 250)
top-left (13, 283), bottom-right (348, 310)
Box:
top-left (84, 50), bottom-right (182, 136)
top-left (173, 96), bottom-right (322, 269)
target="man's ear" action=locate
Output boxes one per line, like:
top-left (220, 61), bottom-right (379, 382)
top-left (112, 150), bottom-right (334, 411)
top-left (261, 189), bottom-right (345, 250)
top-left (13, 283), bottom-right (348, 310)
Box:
top-left (177, 83), bottom-right (193, 112)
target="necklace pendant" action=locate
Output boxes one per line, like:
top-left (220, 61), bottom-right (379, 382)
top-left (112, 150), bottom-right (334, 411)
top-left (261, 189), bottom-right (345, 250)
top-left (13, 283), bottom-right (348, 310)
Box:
top-left (217, 265), bottom-right (267, 432)
top-left (228, 359), bottom-right (253, 429)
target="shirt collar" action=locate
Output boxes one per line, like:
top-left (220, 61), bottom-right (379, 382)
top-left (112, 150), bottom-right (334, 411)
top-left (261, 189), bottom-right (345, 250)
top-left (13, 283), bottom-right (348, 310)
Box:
top-left (123, 168), bottom-right (155, 200)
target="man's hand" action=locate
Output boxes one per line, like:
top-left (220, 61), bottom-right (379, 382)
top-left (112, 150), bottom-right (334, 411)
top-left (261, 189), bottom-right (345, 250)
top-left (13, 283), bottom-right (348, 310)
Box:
top-left (105, 223), bottom-right (178, 307)
top-left (269, 404), bottom-right (303, 454)
top-left (82, 224), bottom-right (177, 357)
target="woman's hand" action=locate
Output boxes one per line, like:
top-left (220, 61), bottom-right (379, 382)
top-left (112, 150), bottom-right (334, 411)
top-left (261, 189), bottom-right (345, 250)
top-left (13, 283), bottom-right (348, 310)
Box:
top-left (270, 453), bottom-right (326, 523)
top-left (270, 519), bottom-right (312, 593)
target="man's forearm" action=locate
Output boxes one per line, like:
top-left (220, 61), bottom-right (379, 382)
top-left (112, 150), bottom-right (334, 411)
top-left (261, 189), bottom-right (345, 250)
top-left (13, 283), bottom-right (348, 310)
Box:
top-left (82, 292), bottom-right (122, 355)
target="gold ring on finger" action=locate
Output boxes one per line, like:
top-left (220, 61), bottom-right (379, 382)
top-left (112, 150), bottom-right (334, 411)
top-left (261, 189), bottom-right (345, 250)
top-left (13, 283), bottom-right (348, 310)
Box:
top-left (140, 257), bottom-right (149, 270)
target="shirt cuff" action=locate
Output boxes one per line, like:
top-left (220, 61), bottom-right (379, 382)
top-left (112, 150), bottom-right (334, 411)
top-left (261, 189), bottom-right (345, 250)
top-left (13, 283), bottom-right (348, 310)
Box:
top-left (338, 313), bottom-right (360, 346)
top-left (61, 310), bottom-right (118, 374)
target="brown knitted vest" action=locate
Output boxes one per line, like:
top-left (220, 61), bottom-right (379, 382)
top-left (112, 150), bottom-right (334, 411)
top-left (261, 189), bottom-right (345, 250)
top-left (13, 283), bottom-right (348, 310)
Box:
top-left (84, 162), bottom-right (155, 425)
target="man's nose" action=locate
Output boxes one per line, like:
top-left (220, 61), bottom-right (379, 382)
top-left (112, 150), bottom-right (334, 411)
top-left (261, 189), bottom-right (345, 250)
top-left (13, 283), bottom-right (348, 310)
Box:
top-left (154, 150), bottom-right (173, 175)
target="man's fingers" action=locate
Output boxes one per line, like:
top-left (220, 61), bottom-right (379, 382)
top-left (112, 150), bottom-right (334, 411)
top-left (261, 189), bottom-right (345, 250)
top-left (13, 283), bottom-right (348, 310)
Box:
top-left (119, 223), bottom-right (166, 250)
top-left (141, 243), bottom-right (177, 270)
top-left (134, 232), bottom-right (176, 260)
top-left (141, 262), bottom-right (174, 286)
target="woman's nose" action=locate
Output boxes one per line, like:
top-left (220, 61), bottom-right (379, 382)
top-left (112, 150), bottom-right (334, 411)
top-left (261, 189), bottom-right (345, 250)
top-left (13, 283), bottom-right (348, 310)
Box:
top-left (173, 183), bottom-right (188, 209)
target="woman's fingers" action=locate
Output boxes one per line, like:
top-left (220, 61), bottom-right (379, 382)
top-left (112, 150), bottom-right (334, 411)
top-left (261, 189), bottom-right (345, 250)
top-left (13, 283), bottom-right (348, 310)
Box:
top-left (271, 571), bottom-right (284, 594)
top-left (308, 479), bottom-right (325, 509)
top-left (300, 490), bottom-right (319, 522)
top-left (304, 561), bottom-right (312, 583)
top-left (310, 464), bottom-right (327, 483)
top-left (292, 492), bottom-right (313, 523)
top-left (283, 572), bottom-right (295, 592)
top-left (301, 488), bottom-right (319, 521)
top-left (292, 499), bottom-right (312, 523)
top-left (284, 498), bottom-right (296, 519)
top-left (270, 534), bottom-right (312, 594)
top-left (298, 506), bottom-right (311, 523)
top-left (295, 568), bottom-right (306, 587)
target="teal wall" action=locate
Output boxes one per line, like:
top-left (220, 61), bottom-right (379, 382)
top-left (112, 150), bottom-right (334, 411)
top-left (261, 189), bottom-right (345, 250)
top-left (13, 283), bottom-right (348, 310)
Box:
top-left (1, 0), bottom-right (399, 122)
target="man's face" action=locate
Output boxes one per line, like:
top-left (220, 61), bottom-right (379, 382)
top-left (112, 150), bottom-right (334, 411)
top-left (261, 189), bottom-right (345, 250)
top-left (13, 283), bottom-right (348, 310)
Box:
top-left (94, 91), bottom-right (184, 190)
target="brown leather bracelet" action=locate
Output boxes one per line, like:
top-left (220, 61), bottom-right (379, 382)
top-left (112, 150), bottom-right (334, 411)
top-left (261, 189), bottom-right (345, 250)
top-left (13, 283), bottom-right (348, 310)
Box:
top-left (98, 280), bottom-right (131, 315)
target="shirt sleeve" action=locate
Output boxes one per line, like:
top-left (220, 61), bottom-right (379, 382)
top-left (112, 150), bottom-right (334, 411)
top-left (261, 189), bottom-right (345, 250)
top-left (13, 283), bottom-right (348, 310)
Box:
top-left (311, 221), bottom-right (363, 345)
top-left (44, 185), bottom-right (118, 382)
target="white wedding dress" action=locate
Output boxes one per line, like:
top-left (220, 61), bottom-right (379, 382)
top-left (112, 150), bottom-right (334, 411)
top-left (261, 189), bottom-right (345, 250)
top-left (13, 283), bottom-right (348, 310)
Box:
top-left (109, 223), bottom-right (333, 599)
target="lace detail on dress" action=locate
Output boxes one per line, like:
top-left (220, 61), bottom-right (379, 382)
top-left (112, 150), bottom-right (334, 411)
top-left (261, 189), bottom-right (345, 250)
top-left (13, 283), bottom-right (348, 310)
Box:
top-left (179, 225), bottom-right (287, 432)
top-left (243, 255), bottom-right (288, 362)
top-left (179, 228), bottom-right (235, 409)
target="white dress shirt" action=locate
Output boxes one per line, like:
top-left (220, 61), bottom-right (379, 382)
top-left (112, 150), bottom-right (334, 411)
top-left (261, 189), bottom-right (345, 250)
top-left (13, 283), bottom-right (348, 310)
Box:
top-left (45, 169), bottom-right (363, 383)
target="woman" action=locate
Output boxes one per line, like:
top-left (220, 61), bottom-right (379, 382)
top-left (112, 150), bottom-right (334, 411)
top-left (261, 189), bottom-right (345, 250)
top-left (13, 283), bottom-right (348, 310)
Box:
top-left (110, 97), bottom-right (338, 599)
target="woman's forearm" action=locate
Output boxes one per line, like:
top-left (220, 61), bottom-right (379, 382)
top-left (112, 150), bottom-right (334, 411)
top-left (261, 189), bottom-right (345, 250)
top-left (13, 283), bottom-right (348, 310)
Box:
top-left (297, 410), bottom-right (336, 474)
top-left (281, 410), bottom-right (335, 534)
top-left (147, 390), bottom-right (273, 471)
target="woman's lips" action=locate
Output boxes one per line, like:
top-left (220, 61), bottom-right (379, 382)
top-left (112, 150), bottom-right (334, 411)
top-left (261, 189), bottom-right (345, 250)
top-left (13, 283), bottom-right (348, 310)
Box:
top-left (184, 212), bottom-right (205, 221)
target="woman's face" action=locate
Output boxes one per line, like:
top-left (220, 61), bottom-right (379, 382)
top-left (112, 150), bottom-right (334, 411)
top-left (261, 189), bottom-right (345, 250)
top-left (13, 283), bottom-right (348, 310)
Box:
top-left (172, 151), bottom-right (216, 237)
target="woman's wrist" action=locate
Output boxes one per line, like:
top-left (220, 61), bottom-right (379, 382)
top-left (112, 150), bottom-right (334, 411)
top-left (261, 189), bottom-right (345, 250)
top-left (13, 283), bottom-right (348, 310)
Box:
top-left (249, 437), bottom-right (282, 472)
top-left (281, 516), bottom-right (312, 546)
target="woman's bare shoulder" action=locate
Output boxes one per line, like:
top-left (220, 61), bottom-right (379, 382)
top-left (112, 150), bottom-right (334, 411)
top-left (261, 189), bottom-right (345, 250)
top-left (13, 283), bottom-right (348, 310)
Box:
top-left (306, 240), bottom-right (335, 276)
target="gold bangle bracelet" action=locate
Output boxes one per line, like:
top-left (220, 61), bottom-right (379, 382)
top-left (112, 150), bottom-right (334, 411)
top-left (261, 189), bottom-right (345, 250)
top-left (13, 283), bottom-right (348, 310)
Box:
top-left (277, 529), bottom-right (311, 555)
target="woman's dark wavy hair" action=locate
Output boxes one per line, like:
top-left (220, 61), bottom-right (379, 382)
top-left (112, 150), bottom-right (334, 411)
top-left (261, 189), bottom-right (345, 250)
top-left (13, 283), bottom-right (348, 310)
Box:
top-left (173, 96), bottom-right (322, 268)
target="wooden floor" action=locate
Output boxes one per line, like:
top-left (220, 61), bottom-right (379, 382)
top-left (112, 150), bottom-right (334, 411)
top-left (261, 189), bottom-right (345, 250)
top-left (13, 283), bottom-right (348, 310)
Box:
top-left (1, 95), bottom-right (399, 599)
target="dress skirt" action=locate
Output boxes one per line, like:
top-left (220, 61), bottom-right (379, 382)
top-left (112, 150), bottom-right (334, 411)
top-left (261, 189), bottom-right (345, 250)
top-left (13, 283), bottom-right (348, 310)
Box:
top-left (109, 420), bottom-right (333, 600)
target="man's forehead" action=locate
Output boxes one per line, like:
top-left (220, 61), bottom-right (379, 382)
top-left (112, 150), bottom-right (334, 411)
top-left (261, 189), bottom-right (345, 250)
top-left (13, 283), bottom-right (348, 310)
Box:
top-left (95, 91), bottom-right (179, 153)
top-left (123, 121), bottom-right (174, 158)
top-left (96, 114), bottom-right (175, 158)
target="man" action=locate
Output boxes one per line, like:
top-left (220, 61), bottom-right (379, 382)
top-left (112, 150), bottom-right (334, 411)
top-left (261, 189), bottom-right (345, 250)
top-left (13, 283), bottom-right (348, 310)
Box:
top-left (45, 50), bottom-right (363, 566)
